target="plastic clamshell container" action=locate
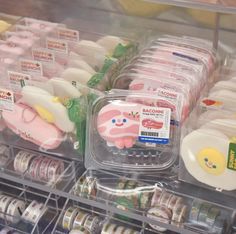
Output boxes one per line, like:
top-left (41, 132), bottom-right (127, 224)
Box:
top-left (180, 119), bottom-right (236, 192)
top-left (85, 90), bottom-right (181, 173)
top-left (0, 78), bottom-right (89, 160)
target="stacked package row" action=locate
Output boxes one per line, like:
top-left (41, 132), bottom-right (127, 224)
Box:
top-left (85, 35), bottom-right (217, 173)
top-left (78, 35), bottom-right (236, 233)
top-left (180, 53), bottom-right (236, 193)
top-left (0, 17), bottom-right (136, 161)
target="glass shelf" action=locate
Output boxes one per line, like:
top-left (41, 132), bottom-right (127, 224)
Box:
top-left (121, 0), bottom-right (236, 14)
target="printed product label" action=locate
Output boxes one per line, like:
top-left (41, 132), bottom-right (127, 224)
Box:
top-left (46, 37), bottom-right (68, 54)
top-left (71, 81), bottom-right (85, 92)
top-left (57, 28), bottom-right (79, 41)
top-left (227, 143), bottom-right (236, 171)
top-left (150, 88), bottom-right (183, 122)
top-left (160, 40), bottom-right (210, 55)
top-left (0, 88), bottom-right (14, 112)
top-left (32, 48), bottom-right (55, 63)
top-left (138, 107), bottom-right (171, 144)
top-left (201, 98), bottom-right (223, 109)
top-left (8, 71), bottom-right (31, 92)
top-left (172, 52), bottom-right (199, 62)
top-left (20, 59), bottom-right (43, 76)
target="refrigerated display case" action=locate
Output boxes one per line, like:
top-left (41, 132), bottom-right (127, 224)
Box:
top-left (1, 0), bottom-right (236, 233)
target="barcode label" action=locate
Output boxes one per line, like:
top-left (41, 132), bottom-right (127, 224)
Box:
top-left (138, 106), bottom-right (171, 144)
top-left (141, 131), bottom-right (159, 137)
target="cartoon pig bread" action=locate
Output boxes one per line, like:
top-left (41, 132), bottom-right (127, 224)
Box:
top-left (97, 100), bottom-right (141, 149)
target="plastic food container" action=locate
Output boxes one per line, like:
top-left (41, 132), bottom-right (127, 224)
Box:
top-left (85, 90), bottom-right (181, 172)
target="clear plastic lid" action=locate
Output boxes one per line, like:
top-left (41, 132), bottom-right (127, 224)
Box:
top-left (0, 78), bottom-right (90, 158)
top-left (123, 62), bottom-right (200, 89)
top-left (17, 17), bottom-right (61, 34)
top-left (136, 50), bottom-right (206, 71)
top-left (2, 31), bottom-right (40, 49)
top-left (196, 109), bottom-right (236, 128)
top-left (211, 79), bottom-right (236, 93)
top-left (85, 90), bottom-right (181, 172)
top-left (136, 53), bottom-right (207, 83)
top-left (120, 63), bottom-right (201, 101)
top-left (181, 127), bottom-right (236, 191)
top-left (112, 73), bottom-right (192, 116)
top-left (200, 119), bottom-right (236, 138)
top-left (153, 36), bottom-right (217, 65)
top-left (208, 89), bottom-right (236, 103)
top-left (16, 58), bottom-right (63, 79)
top-left (142, 48), bottom-right (208, 78)
top-left (147, 44), bottom-right (213, 75)
top-left (0, 40), bottom-right (26, 58)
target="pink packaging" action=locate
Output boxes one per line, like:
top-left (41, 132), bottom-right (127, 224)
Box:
top-left (123, 63), bottom-right (200, 99)
top-left (125, 88), bottom-right (184, 122)
top-left (85, 90), bottom-right (181, 172)
top-left (3, 31), bottom-right (40, 49)
top-left (141, 47), bottom-right (207, 75)
top-left (127, 79), bottom-right (189, 121)
top-left (17, 18), bottom-right (62, 35)
top-left (0, 40), bottom-right (26, 59)
top-left (148, 44), bottom-right (213, 74)
top-left (2, 103), bottom-right (63, 149)
top-left (134, 54), bottom-right (207, 84)
top-left (114, 73), bottom-right (191, 104)
top-left (154, 36), bottom-right (216, 64)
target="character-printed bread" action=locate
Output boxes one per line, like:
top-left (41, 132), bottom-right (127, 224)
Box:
top-left (97, 100), bottom-right (141, 149)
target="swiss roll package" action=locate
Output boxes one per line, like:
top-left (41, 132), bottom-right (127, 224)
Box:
top-left (0, 78), bottom-right (92, 159)
top-left (85, 90), bottom-right (182, 172)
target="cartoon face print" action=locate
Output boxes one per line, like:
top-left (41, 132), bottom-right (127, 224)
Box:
top-left (111, 117), bottom-right (127, 127)
top-left (197, 148), bottom-right (226, 176)
top-left (97, 102), bottom-right (141, 148)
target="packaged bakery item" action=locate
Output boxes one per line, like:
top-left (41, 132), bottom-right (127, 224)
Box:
top-left (85, 90), bottom-right (181, 172)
